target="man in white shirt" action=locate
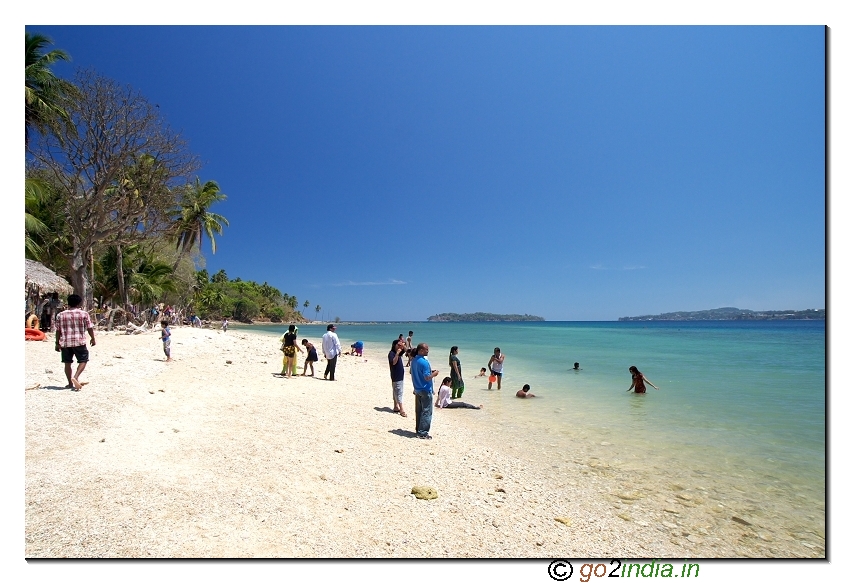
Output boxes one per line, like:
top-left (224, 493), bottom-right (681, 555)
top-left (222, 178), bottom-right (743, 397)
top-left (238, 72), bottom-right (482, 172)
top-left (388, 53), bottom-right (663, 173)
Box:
top-left (321, 324), bottom-right (342, 380)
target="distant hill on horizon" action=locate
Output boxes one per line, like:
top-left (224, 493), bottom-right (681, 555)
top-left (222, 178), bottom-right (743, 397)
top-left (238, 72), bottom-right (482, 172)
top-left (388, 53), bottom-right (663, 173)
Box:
top-left (618, 307), bottom-right (825, 321)
top-left (427, 312), bottom-right (545, 322)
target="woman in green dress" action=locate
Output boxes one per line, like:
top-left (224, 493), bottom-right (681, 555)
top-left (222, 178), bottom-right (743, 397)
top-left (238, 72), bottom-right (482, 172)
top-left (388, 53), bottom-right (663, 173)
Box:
top-left (449, 346), bottom-right (465, 399)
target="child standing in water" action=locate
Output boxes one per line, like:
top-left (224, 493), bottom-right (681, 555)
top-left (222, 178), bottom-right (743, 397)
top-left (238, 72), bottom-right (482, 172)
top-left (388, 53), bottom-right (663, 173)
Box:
top-left (160, 320), bottom-right (172, 362)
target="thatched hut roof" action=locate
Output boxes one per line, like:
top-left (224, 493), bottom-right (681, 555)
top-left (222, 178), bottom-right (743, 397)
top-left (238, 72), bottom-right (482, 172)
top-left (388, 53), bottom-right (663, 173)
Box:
top-left (25, 259), bottom-right (73, 295)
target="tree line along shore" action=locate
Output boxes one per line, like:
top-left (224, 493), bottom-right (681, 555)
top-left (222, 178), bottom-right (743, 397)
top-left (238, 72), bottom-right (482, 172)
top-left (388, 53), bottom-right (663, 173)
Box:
top-left (618, 307), bottom-right (825, 321)
top-left (427, 312), bottom-right (545, 322)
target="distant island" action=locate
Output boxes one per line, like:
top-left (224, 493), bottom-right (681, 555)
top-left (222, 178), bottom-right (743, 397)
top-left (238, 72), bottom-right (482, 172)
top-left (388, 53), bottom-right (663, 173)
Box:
top-left (618, 307), bottom-right (825, 321)
top-left (427, 312), bottom-right (545, 322)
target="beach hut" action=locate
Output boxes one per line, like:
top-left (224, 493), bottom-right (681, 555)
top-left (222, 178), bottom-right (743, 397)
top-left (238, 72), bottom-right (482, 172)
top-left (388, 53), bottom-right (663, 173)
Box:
top-left (25, 259), bottom-right (73, 316)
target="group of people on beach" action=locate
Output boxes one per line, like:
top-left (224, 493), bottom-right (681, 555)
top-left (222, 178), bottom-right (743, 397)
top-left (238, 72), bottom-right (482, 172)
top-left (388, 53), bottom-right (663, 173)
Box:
top-left (275, 323), bottom-right (340, 380)
top-left (385, 332), bottom-right (660, 439)
top-left (387, 334), bottom-right (539, 439)
top-left (272, 325), bottom-right (659, 440)
top-left (42, 296), bottom-right (661, 427)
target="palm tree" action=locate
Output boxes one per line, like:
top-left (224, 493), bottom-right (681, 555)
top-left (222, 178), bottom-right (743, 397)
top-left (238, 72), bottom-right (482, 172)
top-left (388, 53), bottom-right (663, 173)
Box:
top-left (25, 32), bottom-right (77, 146)
top-left (25, 177), bottom-right (49, 259)
top-left (94, 245), bottom-right (177, 309)
top-left (25, 173), bottom-right (72, 268)
top-left (197, 286), bottom-right (224, 308)
top-left (128, 260), bottom-right (179, 307)
top-left (171, 177), bottom-right (229, 269)
top-left (315, 304), bottom-right (321, 321)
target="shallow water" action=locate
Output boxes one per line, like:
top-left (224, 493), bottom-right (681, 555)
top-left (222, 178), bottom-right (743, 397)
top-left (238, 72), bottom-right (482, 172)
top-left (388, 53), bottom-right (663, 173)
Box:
top-left (244, 320), bottom-right (825, 554)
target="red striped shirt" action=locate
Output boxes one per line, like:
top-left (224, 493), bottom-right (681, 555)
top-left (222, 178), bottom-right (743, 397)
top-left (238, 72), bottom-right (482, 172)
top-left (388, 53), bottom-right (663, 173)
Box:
top-left (56, 308), bottom-right (93, 348)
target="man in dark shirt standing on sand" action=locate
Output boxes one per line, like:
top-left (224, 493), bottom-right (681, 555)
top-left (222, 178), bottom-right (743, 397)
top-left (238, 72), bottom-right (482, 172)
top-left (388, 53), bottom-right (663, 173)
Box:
top-left (55, 294), bottom-right (96, 391)
top-left (388, 339), bottom-right (407, 417)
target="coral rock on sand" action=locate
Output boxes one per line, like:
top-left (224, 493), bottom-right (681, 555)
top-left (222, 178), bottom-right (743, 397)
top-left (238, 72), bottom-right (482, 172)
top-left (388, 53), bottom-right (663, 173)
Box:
top-left (411, 486), bottom-right (438, 500)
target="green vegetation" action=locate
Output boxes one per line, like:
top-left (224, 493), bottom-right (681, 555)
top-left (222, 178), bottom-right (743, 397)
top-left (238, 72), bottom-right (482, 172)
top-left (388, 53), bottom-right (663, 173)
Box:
top-left (23, 31), bottom-right (315, 325)
top-left (25, 32), bottom-right (78, 146)
top-left (171, 177), bottom-right (230, 269)
top-left (191, 270), bottom-right (304, 323)
top-left (618, 307), bottom-right (825, 321)
top-left (427, 312), bottom-right (545, 322)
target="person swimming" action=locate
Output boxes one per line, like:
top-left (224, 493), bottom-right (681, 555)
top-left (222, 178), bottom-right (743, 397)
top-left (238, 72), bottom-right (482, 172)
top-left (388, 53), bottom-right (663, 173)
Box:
top-left (516, 384), bottom-right (535, 398)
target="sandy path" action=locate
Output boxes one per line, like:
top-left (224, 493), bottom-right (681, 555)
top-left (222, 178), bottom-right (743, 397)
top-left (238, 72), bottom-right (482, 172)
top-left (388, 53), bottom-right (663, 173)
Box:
top-left (24, 326), bottom-right (813, 558)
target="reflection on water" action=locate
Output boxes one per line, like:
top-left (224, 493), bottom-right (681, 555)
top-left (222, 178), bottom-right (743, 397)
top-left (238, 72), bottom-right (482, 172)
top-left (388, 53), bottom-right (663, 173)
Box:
top-left (628, 391), bottom-right (649, 419)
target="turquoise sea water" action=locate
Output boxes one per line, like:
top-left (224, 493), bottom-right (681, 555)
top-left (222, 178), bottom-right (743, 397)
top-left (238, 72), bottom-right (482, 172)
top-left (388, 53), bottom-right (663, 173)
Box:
top-left (243, 320), bottom-right (825, 541)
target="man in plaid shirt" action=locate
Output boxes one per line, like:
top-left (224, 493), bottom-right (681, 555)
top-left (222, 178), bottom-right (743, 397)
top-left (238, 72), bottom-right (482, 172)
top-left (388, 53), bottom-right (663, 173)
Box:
top-left (55, 294), bottom-right (96, 391)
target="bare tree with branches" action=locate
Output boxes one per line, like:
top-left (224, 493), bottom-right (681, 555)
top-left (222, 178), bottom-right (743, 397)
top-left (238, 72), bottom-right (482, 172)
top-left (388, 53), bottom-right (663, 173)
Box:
top-left (28, 70), bottom-right (199, 307)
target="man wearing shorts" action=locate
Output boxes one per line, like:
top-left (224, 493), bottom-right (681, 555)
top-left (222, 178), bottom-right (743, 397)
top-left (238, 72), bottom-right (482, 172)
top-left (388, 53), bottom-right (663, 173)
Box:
top-left (388, 339), bottom-right (407, 417)
top-left (55, 294), bottom-right (96, 391)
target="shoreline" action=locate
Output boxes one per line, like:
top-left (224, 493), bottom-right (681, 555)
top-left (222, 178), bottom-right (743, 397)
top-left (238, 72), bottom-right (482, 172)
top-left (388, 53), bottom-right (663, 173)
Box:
top-left (24, 326), bottom-right (820, 557)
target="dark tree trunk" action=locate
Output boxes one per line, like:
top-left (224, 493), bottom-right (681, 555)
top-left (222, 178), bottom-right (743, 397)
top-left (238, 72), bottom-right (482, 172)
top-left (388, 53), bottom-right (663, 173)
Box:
top-left (116, 244), bottom-right (128, 309)
top-left (69, 242), bottom-right (93, 309)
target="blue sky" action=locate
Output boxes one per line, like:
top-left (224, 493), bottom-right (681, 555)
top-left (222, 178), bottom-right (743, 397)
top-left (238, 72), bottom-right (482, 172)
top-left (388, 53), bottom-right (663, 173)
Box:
top-left (27, 25), bottom-right (825, 321)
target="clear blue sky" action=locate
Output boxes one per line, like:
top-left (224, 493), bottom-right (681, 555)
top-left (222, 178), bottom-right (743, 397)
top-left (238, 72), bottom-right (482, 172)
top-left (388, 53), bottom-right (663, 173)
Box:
top-left (28, 25), bottom-right (825, 321)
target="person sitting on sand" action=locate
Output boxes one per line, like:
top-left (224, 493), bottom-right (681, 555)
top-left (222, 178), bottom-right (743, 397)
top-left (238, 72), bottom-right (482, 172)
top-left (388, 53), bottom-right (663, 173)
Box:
top-left (516, 384), bottom-right (535, 398)
top-left (436, 377), bottom-right (482, 409)
top-left (627, 366), bottom-right (659, 393)
top-left (475, 367), bottom-right (487, 377)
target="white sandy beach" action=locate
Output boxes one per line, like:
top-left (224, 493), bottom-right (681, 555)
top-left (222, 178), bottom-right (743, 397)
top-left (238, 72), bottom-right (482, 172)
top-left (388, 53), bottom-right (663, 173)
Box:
top-left (24, 325), bottom-right (817, 558)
